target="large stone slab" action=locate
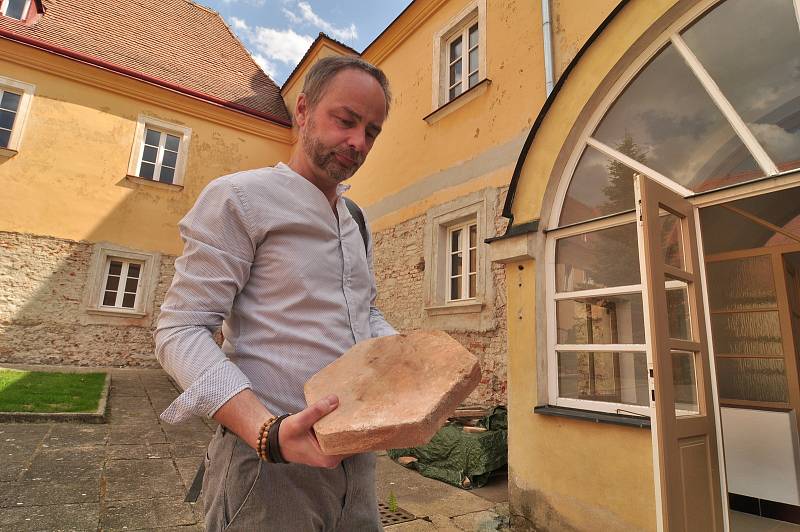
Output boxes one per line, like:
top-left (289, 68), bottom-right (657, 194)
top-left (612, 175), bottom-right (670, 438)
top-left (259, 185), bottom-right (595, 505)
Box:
top-left (305, 330), bottom-right (481, 455)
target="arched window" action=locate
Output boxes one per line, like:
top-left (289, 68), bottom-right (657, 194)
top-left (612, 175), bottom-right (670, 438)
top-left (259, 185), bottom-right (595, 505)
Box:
top-left (546, 0), bottom-right (800, 414)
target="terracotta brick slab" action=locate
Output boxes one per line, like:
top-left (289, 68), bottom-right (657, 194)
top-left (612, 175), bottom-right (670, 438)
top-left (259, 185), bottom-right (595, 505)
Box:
top-left (304, 330), bottom-right (481, 455)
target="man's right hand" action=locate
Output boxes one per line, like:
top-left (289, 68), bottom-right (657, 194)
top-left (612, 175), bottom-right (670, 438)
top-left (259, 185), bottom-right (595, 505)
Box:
top-left (278, 394), bottom-right (348, 469)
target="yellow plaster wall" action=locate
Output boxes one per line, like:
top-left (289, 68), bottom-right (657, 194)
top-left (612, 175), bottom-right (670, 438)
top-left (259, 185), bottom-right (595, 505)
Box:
top-left (505, 259), bottom-right (656, 530)
top-left (349, 0), bottom-right (544, 227)
top-left (551, 0), bottom-right (619, 79)
top-left (0, 47), bottom-right (292, 256)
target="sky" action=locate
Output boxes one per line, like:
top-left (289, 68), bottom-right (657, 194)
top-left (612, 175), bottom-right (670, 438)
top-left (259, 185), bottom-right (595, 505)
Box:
top-left (196, 0), bottom-right (413, 85)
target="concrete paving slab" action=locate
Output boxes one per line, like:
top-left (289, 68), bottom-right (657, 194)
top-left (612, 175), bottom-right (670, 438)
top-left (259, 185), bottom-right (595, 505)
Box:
top-left (109, 423), bottom-right (167, 445)
top-left (43, 424), bottom-right (108, 448)
top-left (450, 505), bottom-right (510, 531)
top-left (0, 502), bottom-right (99, 531)
top-left (106, 443), bottom-right (171, 460)
top-left (103, 458), bottom-right (186, 502)
top-left (0, 478), bottom-right (100, 506)
top-left (22, 447), bottom-right (105, 482)
top-left (101, 497), bottom-right (197, 530)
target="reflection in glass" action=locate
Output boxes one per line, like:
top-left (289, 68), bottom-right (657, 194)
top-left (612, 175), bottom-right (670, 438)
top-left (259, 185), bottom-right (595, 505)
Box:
top-left (716, 357), bottom-right (789, 403)
top-left (666, 284), bottom-right (692, 340)
top-left (710, 311), bottom-right (783, 356)
top-left (672, 351), bottom-right (699, 414)
top-left (706, 256), bottom-right (777, 311)
top-left (660, 212), bottom-right (684, 269)
top-left (700, 187), bottom-right (800, 254)
top-left (682, 0), bottom-right (800, 171)
top-left (594, 44), bottom-right (762, 192)
top-left (558, 351), bottom-right (649, 406)
top-left (560, 145), bottom-right (637, 226)
top-left (557, 294), bottom-right (645, 344)
top-left (555, 223), bottom-right (640, 292)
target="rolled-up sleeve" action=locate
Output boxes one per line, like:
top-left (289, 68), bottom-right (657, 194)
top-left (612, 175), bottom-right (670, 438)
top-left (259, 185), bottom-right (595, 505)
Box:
top-left (156, 176), bottom-right (257, 423)
top-left (364, 217), bottom-right (398, 338)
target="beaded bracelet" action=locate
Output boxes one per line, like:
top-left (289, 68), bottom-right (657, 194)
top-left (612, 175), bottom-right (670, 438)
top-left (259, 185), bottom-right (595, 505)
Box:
top-left (256, 416), bottom-right (278, 462)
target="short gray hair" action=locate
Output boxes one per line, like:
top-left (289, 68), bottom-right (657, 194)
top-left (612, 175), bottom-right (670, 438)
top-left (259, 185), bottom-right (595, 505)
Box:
top-left (301, 56), bottom-right (392, 116)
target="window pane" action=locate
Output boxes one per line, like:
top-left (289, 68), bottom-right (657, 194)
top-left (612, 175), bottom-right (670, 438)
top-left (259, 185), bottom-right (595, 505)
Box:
top-left (706, 256), bottom-right (777, 312)
top-left (469, 48), bottom-right (479, 74)
top-left (560, 145), bottom-right (637, 225)
top-left (660, 212), bottom-right (684, 270)
top-left (666, 283), bottom-right (692, 341)
top-left (469, 247), bottom-right (476, 274)
top-left (0, 109), bottom-right (16, 131)
top-left (164, 134), bottom-right (180, 152)
top-left (716, 357), bottom-right (788, 403)
top-left (142, 145), bottom-right (158, 164)
top-left (102, 291), bottom-right (117, 306)
top-left (449, 60), bottom-right (462, 87)
top-left (104, 275), bottom-right (119, 291)
top-left (672, 351), bottom-right (699, 415)
top-left (144, 128), bottom-right (161, 146)
top-left (700, 187), bottom-right (800, 253)
top-left (159, 166), bottom-right (175, 184)
top-left (122, 293), bottom-right (136, 309)
top-left (450, 228), bottom-right (461, 252)
top-left (450, 276), bottom-right (461, 300)
top-left (710, 311), bottom-right (783, 355)
top-left (138, 162), bottom-right (155, 179)
top-left (0, 129), bottom-right (10, 149)
top-left (162, 150), bottom-right (178, 168)
top-left (6, 0), bottom-right (28, 19)
top-left (558, 351), bottom-right (649, 406)
top-left (681, 0), bottom-right (800, 171)
top-left (468, 72), bottom-right (479, 89)
top-left (555, 223), bottom-right (640, 292)
top-left (468, 23), bottom-right (478, 48)
top-left (469, 225), bottom-right (476, 248)
top-left (469, 273), bottom-right (476, 297)
top-left (449, 36), bottom-right (462, 62)
top-left (124, 277), bottom-right (139, 293)
top-left (0, 91), bottom-right (21, 111)
top-left (449, 83), bottom-right (462, 101)
top-left (594, 43), bottom-right (762, 192)
top-left (127, 263), bottom-right (141, 278)
top-left (451, 252), bottom-right (462, 277)
top-left (556, 293), bottom-right (645, 344)
top-left (108, 261), bottom-right (122, 276)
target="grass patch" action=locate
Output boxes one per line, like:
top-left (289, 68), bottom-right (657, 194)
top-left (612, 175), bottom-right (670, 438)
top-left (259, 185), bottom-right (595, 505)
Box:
top-left (0, 369), bottom-right (106, 413)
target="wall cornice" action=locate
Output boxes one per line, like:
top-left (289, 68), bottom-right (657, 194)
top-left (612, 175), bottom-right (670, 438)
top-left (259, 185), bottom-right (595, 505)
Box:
top-left (362, 0), bottom-right (449, 65)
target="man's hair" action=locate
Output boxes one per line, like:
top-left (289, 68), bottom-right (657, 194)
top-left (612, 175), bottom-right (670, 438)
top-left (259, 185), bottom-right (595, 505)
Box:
top-left (301, 56), bottom-right (392, 116)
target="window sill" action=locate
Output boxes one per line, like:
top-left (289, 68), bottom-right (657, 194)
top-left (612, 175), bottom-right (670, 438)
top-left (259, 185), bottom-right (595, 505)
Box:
top-left (0, 147), bottom-right (18, 159)
top-left (424, 78), bottom-right (491, 125)
top-left (534, 405), bottom-right (651, 429)
top-left (424, 300), bottom-right (483, 316)
top-left (125, 175), bottom-right (184, 191)
top-left (86, 308), bottom-right (147, 318)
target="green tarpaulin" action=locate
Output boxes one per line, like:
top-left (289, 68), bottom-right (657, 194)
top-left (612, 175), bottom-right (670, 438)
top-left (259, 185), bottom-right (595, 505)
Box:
top-left (388, 406), bottom-right (507, 489)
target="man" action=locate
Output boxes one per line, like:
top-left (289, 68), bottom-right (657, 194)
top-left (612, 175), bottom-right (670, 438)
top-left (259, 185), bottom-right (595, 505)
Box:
top-left (155, 56), bottom-right (396, 531)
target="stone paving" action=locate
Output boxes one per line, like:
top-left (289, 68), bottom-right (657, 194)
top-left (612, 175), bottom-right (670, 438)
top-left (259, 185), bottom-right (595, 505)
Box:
top-left (0, 368), bottom-right (508, 531)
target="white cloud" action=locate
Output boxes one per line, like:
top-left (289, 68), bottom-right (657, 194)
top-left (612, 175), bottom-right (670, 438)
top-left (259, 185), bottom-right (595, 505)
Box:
top-left (282, 1), bottom-right (358, 41)
top-left (227, 15), bottom-right (313, 77)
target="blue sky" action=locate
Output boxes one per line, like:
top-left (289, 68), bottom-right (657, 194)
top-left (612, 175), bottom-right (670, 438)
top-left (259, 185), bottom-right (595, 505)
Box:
top-left (196, 0), bottom-right (413, 85)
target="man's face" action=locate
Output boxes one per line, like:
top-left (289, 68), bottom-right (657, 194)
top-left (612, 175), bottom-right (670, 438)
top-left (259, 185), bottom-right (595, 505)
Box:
top-left (296, 69), bottom-right (387, 186)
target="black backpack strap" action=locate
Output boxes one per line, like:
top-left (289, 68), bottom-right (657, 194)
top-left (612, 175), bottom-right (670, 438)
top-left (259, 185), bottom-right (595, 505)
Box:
top-left (343, 196), bottom-right (369, 257)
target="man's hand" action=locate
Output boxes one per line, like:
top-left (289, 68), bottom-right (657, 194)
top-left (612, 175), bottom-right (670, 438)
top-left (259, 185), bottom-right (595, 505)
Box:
top-left (279, 394), bottom-right (348, 468)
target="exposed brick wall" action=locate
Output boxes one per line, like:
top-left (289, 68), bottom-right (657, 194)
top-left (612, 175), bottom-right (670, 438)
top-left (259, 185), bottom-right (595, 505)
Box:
top-left (371, 187), bottom-right (510, 406)
top-left (0, 231), bottom-right (171, 367)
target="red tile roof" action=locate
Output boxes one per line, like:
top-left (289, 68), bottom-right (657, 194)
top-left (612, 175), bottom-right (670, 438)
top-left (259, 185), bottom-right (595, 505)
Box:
top-left (0, 0), bottom-right (290, 125)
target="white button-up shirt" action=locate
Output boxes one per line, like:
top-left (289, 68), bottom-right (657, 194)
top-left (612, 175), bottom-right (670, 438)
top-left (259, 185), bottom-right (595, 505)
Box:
top-left (156, 163), bottom-right (396, 423)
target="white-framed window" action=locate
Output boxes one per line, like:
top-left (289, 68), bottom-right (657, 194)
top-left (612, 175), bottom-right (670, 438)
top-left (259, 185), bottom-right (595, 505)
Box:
top-left (127, 115), bottom-right (191, 186)
top-left (447, 221), bottom-right (478, 301)
top-left (423, 188), bottom-right (497, 330)
top-left (0, 0), bottom-right (31, 20)
top-left (84, 244), bottom-right (159, 319)
top-left (431, 0), bottom-right (487, 110)
top-left (0, 76), bottom-right (35, 154)
top-left (100, 258), bottom-right (143, 310)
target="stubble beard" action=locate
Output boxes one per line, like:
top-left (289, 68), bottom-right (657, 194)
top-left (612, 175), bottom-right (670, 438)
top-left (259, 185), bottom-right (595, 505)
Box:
top-left (301, 118), bottom-right (364, 184)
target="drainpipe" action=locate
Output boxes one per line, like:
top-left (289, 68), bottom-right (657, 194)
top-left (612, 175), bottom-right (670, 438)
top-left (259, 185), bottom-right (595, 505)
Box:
top-left (541, 0), bottom-right (555, 95)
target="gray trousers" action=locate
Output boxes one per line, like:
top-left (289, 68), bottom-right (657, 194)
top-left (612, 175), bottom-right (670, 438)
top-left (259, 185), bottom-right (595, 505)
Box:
top-left (202, 426), bottom-right (382, 531)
